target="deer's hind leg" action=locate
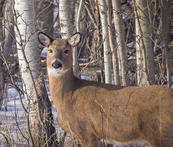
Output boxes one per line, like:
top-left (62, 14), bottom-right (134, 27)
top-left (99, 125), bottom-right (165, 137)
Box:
top-left (146, 122), bottom-right (173, 147)
top-left (161, 123), bottom-right (173, 147)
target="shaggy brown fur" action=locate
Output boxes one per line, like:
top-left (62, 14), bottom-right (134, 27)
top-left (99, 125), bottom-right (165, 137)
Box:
top-left (38, 32), bottom-right (173, 147)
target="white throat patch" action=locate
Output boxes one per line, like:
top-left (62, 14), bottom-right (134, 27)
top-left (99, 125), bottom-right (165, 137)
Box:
top-left (47, 68), bottom-right (68, 77)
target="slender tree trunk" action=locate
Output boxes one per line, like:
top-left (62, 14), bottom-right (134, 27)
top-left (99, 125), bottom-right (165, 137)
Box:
top-left (4, 0), bottom-right (15, 61)
top-left (95, 0), bottom-right (104, 83)
top-left (3, 25), bottom-right (14, 61)
top-left (106, 0), bottom-right (120, 85)
top-left (59, 0), bottom-right (80, 77)
top-left (0, 0), bottom-right (6, 110)
top-left (0, 0), bottom-right (5, 40)
top-left (98, 0), bottom-right (111, 84)
top-left (161, 0), bottom-right (171, 87)
top-left (0, 63), bottom-right (4, 110)
top-left (135, 0), bottom-right (155, 86)
top-left (112, 0), bottom-right (129, 86)
top-left (79, 7), bottom-right (88, 57)
top-left (59, 0), bottom-right (75, 144)
top-left (74, 0), bottom-right (83, 77)
top-left (59, 0), bottom-right (73, 38)
top-left (76, 0), bottom-right (84, 33)
top-left (14, 0), bottom-right (57, 146)
top-left (89, 0), bottom-right (104, 82)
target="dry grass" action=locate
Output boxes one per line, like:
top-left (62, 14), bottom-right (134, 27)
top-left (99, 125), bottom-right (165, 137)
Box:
top-left (0, 93), bottom-right (78, 147)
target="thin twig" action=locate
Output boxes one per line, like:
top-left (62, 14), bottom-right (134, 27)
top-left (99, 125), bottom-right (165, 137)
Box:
top-left (99, 106), bottom-right (105, 147)
top-left (84, 3), bottom-right (98, 29)
top-left (37, 2), bottom-right (53, 18)
top-left (14, 109), bottom-right (28, 142)
top-left (0, 132), bottom-right (10, 145)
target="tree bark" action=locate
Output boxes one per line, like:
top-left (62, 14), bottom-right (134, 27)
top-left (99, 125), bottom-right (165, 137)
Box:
top-left (59, 0), bottom-right (73, 38)
top-left (98, 0), bottom-right (111, 84)
top-left (74, 0), bottom-right (83, 77)
top-left (59, 0), bottom-right (80, 77)
top-left (161, 0), bottom-right (171, 87)
top-left (14, 0), bottom-right (57, 146)
top-left (135, 0), bottom-right (155, 86)
top-left (106, 0), bottom-right (120, 85)
top-left (0, 0), bottom-right (6, 110)
top-left (112, 0), bottom-right (129, 86)
top-left (76, 0), bottom-right (84, 33)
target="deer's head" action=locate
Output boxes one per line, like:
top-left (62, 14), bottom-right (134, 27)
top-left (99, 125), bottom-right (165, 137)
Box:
top-left (38, 32), bottom-right (81, 77)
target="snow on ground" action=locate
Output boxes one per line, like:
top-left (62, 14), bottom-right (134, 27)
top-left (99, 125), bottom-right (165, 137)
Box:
top-left (0, 84), bottom-right (27, 146)
top-left (0, 80), bottom-right (61, 146)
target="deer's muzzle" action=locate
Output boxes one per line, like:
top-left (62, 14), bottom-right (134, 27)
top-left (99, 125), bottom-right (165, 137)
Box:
top-left (52, 60), bottom-right (62, 69)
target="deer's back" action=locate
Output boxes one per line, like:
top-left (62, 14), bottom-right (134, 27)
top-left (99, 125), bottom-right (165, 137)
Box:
top-left (61, 79), bottom-right (173, 141)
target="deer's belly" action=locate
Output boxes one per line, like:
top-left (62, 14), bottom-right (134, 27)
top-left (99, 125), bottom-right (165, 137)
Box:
top-left (100, 139), bottom-right (149, 146)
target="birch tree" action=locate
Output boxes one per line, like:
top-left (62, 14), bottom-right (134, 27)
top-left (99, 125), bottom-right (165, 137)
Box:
top-left (74, 0), bottom-right (83, 77)
top-left (14, 0), bottom-right (57, 146)
top-left (76, 0), bottom-right (84, 33)
top-left (98, 0), bottom-right (111, 84)
top-left (106, 0), bottom-right (120, 85)
top-left (59, 0), bottom-right (74, 143)
top-left (59, 0), bottom-right (80, 77)
top-left (59, 0), bottom-right (73, 38)
top-left (112, 0), bottom-right (129, 86)
top-left (135, 0), bottom-right (155, 86)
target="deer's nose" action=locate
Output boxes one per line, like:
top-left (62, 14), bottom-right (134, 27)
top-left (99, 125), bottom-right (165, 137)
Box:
top-left (52, 61), bottom-right (62, 69)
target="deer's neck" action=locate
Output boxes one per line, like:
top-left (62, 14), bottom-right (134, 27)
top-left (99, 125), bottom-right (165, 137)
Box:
top-left (48, 68), bottom-right (75, 103)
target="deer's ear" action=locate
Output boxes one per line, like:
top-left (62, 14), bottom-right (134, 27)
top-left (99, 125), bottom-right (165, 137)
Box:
top-left (67, 32), bottom-right (81, 47)
top-left (38, 32), bottom-right (54, 47)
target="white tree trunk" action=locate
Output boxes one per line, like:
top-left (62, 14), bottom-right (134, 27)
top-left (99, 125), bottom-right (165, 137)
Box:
top-left (59, 0), bottom-right (80, 77)
top-left (112, 0), bottom-right (129, 86)
top-left (76, 0), bottom-right (84, 32)
top-left (14, 0), bottom-right (57, 145)
top-left (98, 0), bottom-right (111, 84)
top-left (106, 0), bottom-right (120, 85)
top-left (59, 0), bottom-right (73, 38)
top-left (15, 0), bottom-right (41, 111)
top-left (135, 0), bottom-right (154, 86)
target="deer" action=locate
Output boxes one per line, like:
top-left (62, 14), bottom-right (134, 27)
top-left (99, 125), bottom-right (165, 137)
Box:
top-left (38, 32), bottom-right (173, 147)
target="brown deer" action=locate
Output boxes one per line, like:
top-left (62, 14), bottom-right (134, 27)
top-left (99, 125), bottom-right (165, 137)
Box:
top-left (38, 32), bottom-right (173, 147)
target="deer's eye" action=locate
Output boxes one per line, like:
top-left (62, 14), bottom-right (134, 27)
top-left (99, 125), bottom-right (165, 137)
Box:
top-left (49, 49), bottom-right (53, 53)
top-left (64, 50), bottom-right (69, 54)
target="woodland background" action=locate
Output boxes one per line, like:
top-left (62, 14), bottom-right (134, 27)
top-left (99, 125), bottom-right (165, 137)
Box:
top-left (0, 0), bottom-right (173, 146)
